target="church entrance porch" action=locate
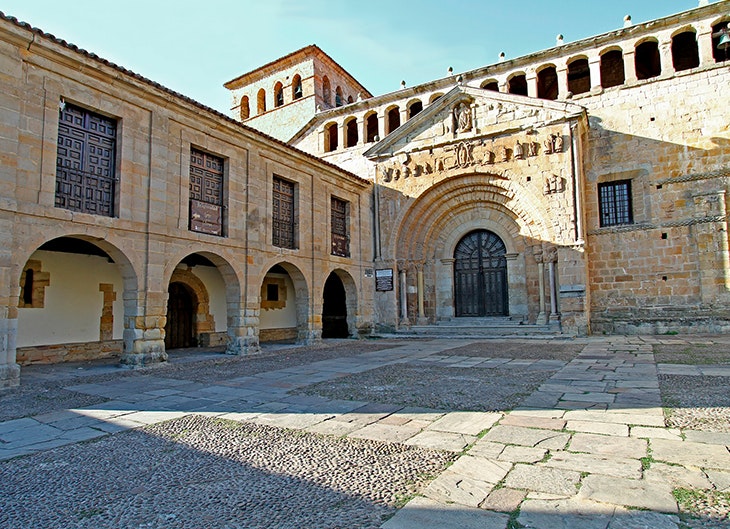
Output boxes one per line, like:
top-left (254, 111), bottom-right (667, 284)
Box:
top-left (454, 230), bottom-right (509, 317)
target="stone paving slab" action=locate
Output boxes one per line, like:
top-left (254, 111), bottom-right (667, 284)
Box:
top-left (426, 411), bottom-right (501, 436)
top-left (381, 496), bottom-right (510, 529)
top-left (566, 420), bottom-right (629, 436)
top-left (645, 462), bottom-right (714, 490)
top-left (504, 464), bottom-right (581, 495)
top-left (544, 451), bottom-right (642, 479)
top-left (568, 432), bottom-right (647, 459)
top-left (422, 470), bottom-right (493, 507)
top-left (578, 474), bottom-right (678, 513)
top-left (483, 425), bottom-right (571, 450)
top-left (651, 438), bottom-right (730, 469)
top-left (403, 430), bottom-right (476, 452)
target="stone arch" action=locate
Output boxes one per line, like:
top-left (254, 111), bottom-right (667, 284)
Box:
top-left (257, 88), bottom-right (266, 114)
top-left (166, 267), bottom-right (215, 348)
top-left (239, 95), bottom-right (250, 120)
top-left (536, 64), bottom-right (558, 100)
top-left (429, 92), bottom-right (445, 103)
top-left (385, 105), bottom-right (400, 134)
top-left (634, 38), bottom-right (661, 80)
top-left (322, 76), bottom-right (331, 106)
top-left (292, 74), bottom-right (303, 100)
top-left (324, 121), bottom-right (338, 152)
top-left (388, 173), bottom-right (553, 322)
top-left (711, 18), bottom-right (730, 63)
top-left (671, 27), bottom-right (700, 72)
top-left (163, 250), bottom-right (243, 354)
top-left (407, 98), bottom-right (423, 119)
top-left (14, 233), bottom-right (140, 365)
top-left (364, 111), bottom-right (379, 143)
top-left (344, 116), bottom-right (358, 147)
top-left (507, 72), bottom-right (527, 95)
top-left (335, 86), bottom-right (343, 107)
top-left (322, 268), bottom-right (358, 338)
top-left (599, 47), bottom-right (625, 88)
top-left (259, 261), bottom-right (312, 344)
top-left (567, 55), bottom-right (590, 95)
top-left (480, 79), bottom-right (499, 91)
top-left (274, 81), bottom-right (284, 107)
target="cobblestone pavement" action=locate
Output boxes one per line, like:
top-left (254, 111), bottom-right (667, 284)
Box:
top-left (1, 336), bottom-right (729, 528)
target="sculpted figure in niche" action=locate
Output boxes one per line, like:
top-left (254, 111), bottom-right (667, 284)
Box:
top-left (454, 102), bottom-right (472, 132)
top-left (528, 142), bottom-right (538, 157)
top-left (552, 133), bottom-right (563, 153)
top-left (543, 138), bottom-right (553, 154)
top-left (501, 146), bottom-right (509, 162)
top-left (482, 150), bottom-right (495, 165)
top-left (514, 141), bottom-right (524, 159)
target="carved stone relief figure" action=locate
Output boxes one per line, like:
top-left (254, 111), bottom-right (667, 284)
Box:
top-left (533, 246), bottom-right (544, 264)
top-left (545, 246), bottom-right (558, 263)
top-left (500, 146), bottom-right (509, 162)
top-left (514, 141), bottom-right (524, 159)
top-left (482, 150), bottom-right (495, 165)
top-left (454, 102), bottom-right (472, 133)
top-left (544, 174), bottom-right (565, 195)
top-left (552, 133), bottom-right (563, 153)
top-left (543, 137), bottom-right (553, 155)
top-left (528, 142), bottom-right (538, 157)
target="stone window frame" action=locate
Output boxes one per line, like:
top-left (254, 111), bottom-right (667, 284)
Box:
top-left (261, 277), bottom-right (287, 310)
top-left (272, 175), bottom-right (298, 250)
top-left (18, 260), bottom-right (50, 309)
top-left (598, 179), bottom-right (634, 227)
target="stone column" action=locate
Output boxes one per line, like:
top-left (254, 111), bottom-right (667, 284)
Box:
top-left (416, 263), bottom-right (428, 325)
top-left (120, 290), bottom-right (168, 367)
top-left (0, 306), bottom-right (20, 388)
top-left (588, 56), bottom-right (602, 92)
top-left (697, 24), bottom-right (715, 66)
top-left (534, 247), bottom-right (547, 325)
top-left (546, 246), bottom-right (561, 323)
top-left (526, 70), bottom-right (538, 98)
top-left (556, 64), bottom-right (569, 98)
top-left (437, 258), bottom-right (456, 320)
top-left (226, 302), bottom-right (260, 355)
top-left (659, 39), bottom-right (674, 76)
top-left (398, 261), bottom-right (410, 326)
top-left (623, 48), bottom-right (638, 84)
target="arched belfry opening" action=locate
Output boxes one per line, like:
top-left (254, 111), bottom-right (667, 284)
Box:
top-left (322, 272), bottom-right (349, 338)
top-left (165, 282), bottom-right (196, 349)
top-left (454, 230), bottom-right (508, 317)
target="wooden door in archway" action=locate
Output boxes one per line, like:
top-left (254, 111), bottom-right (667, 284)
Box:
top-left (165, 282), bottom-right (195, 349)
top-left (454, 230), bottom-right (508, 317)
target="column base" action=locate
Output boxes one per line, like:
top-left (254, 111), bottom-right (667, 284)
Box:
top-left (536, 312), bottom-right (548, 325)
top-left (0, 363), bottom-right (20, 389)
top-left (120, 350), bottom-right (168, 368)
top-left (226, 336), bottom-right (260, 356)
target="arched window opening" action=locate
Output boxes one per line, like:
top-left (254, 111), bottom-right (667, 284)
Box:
top-left (325, 123), bottom-right (338, 152)
top-left (429, 93), bottom-right (444, 103)
top-left (537, 67), bottom-right (558, 100)
top-left (672, 30), bottom-right (700, 72)
top-left (407, 100), bottom-right (423, 119)
top-left (365, 113), bottom-right (378, 143)
top-left (635, 40), bottom-right (661, 80)
top-left (240, 96), bottom-right (250, 120)
top-left (292, 75), bottom-right (303, 100)
top-left (386, 106), bottom-right (400, 134)
top-left (481, 80), bottom-right (499, 91)
top-left (274, 82), bottom-right (284, 107)
top-left (345, 118), bottom-right (358, 147)
top-left (567, 58), bottom-right (590, 95)
top-left (347, 95), bottom-right (354, 104)
top-left (322, 76), bottom-right (331, 107)
top-left (335, 87), bottom-right (343, 107)
top-left (507, 74), bottom-right (527, 96)
top-left (257, 88), bottom-right (266, 114)
top-left (600, 50), bottom-right (625, 88)
top-left (712, 21), bottom-right (730, 63)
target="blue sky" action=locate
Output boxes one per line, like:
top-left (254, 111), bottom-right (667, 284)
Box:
top-left (0, 1), bottom-right (709, 114)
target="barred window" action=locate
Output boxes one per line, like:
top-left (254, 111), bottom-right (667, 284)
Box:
top-left (55, 102), bottom-right (117, 216)
top-left (598, 180), bottom-right (633, 227)
top-left (273, 176), bottom-right (296, 249)
top-left (331, 197), bottom-right (349, 257)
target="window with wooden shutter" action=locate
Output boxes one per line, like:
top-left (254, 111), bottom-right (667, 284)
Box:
top-left (189, 148), bottom-right (225, 236)
top-left (273, 176), bottom-right (296, 249)
top-left (331, 197), bottom-right (349, 257)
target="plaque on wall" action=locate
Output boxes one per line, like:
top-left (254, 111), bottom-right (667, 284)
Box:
top-left (375, 268), bottom-right (394, 291)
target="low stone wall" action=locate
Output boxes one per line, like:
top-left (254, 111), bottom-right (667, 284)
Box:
top-left (17, 340), bottom-right (123, 365)
top-left (259, 327), bottom-right (297, 342)
top-left (590, 308), bottom-right (730, 335)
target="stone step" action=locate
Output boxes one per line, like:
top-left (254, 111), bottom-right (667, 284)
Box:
top-left (391, 318), bottom-right (566, 338)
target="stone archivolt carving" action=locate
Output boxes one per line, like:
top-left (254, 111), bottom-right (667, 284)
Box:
top-left (378, 129), bottom-right (566, 182)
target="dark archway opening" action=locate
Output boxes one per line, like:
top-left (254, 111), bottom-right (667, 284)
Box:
top-left (165, 282), bottom-right (196, 349)
top-left (322, 273), bottom-right (348, 338)
top-left (454, 230), bottom-right (508, 317)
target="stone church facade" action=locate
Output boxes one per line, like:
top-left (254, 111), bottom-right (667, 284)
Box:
top-left (0, 3), bottom-right (729, 387)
